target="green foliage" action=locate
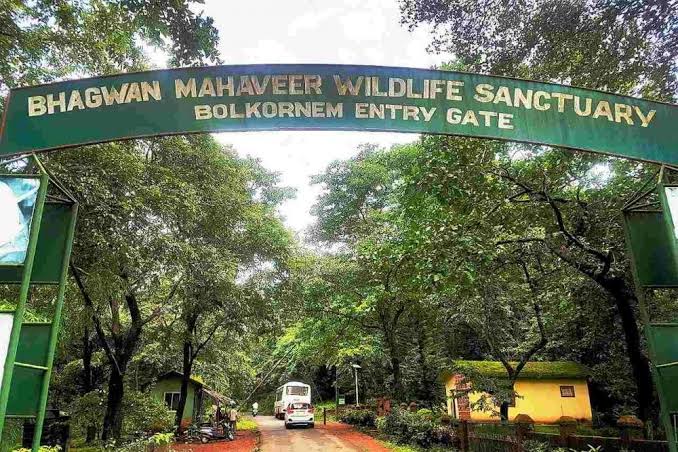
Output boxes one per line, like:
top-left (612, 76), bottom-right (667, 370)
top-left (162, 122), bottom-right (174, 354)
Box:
top-left (12, 447), bottom-right (61, 452)
top-left (523, 440), bottom-right (556, 452)
top-left (1, 419), bottom-right (23, 452)
top-left (377, 409), bottom-right (455, 448)
top-left (0, 301), bottom-right (49, 322)
top-left (0, 0), bottom-right (220, 96)
top-left (69, 389), bottom-right (173, 438)
top-left (147, 432), bottom-right (173, 445)
top-left (122, 391), bottom-right (174, 435)
top-left (416, 408), bottom-right (434, 420)
top-left (400, 0), bottom-right (677, 101)
top-left (236, 417), bottom-right (259, 431)
top-left (42, 133), bottom-right (293, 439)
top-left (340, 409), bottom-right (377, 427)
top-left (523, 439), bottom-right (603, 452)
top-left (69, 390), bottom-right (106, 439)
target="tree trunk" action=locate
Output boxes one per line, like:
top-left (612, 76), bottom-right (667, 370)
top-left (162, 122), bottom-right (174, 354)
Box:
top-left (383, 329), bottom-right (404, 400)
top-left (175, 340), bottom-right (195, 429)
top-left (102, 365), bottom-right (126, 441)
top-left (415, 320), bottom-right (434, 404)
top-left (598, 274), bottom-right (655, 423)
top-left (500, 401), bottom-right (509, 422)
top-left (82, 327), bottom-right (97, 443)
top-left (391, 355), bottom-right (403, 401)
top-left (99, 324), bottom-right (141, 441)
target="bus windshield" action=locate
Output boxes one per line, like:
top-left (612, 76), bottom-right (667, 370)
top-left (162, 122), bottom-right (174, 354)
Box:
top-left (286, 386), bottom-right (309, 396)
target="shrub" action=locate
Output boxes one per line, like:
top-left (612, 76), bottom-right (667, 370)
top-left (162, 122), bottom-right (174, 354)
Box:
top-left (416, 408), bottom-right (434, 420)
top-left (12, 448), bottom-right (61, 452)
top-left (339, 409), bottom-right (377, 427)
top-left (2, 419), bottom-right (24, 452)
top-left (68, 390), bottom-right (106, 440)
top-left (522, 439), bottom-right (572, 452)
top-left (377, 408), bottom-right (456, 448)
top-left (122, 390), bottom-right (175, 435)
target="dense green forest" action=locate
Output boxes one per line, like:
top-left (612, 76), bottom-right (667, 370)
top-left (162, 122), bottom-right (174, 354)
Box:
top-left (1, 0), bottom-right (676, 449)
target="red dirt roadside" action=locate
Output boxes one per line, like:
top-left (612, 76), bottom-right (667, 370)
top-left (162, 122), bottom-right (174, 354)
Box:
top-left (317, 422), bottom-right (390, 451)
top-left (171, 430), bottom-right (257, 451)
top-left (171, 419), bottom-right (389, 451)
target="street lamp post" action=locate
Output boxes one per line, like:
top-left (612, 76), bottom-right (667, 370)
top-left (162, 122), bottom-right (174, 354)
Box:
top-left (351, 363), bottom-right (361, 407)
top-left (334, 365), bottom-right (339, 417)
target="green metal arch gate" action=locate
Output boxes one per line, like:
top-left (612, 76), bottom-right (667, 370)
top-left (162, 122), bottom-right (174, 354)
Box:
top-left (0, 64), bottom-right (676, 163)
top-left (0, 65), bottom-right (677, 452)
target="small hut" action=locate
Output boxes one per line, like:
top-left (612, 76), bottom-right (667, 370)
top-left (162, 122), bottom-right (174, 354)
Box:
top-left (151, 371), bottom-right (230, 427)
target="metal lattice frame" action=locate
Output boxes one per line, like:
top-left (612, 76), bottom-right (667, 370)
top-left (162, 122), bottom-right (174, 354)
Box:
top-left (0, 154), bottom-right (78, 451)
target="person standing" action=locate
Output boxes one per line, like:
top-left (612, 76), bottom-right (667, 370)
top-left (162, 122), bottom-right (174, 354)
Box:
top-left (228, 402), bottom-right (238, 433)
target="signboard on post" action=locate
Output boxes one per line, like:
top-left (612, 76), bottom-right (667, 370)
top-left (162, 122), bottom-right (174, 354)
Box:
top-left (0, 159), bottom-right (78, 451)
top-left (0, 64), bottom-right (676, 164)
top-left (623, 178), bottom-right (678, 452)
top-left (0, 176), bottom-right (40, 265)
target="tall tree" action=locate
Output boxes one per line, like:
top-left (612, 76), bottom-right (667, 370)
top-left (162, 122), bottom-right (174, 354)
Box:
top-left (397, 134), bottom-right (658, 421)
top-left (50, 135), bottom-right (290, 439)
top-left (1, 4), bottom-right (220, 438)
top-left (1, 0), bottom-right (219, 96)
top-left (493, 150), bottom-right (657, 421)
top-left (311, 145), bottom-right (429, 399)
top-left (400, 0), bottom-right (677, 101)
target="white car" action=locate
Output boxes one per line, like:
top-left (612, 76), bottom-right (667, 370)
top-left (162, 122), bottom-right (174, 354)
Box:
top-left (284, 402), bottom-right (315, 429)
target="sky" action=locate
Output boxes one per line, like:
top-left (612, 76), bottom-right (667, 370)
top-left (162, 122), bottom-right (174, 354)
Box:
top-left (189, 0), bottom-right (452, 237)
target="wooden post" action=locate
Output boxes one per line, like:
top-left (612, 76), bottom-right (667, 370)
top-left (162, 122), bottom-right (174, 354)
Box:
top-left (459, 420), bottom-right (469, 452)
top-left (514, 414), bottom-right (535, 452)
top-left (323, 407), bottom-right (327, 425)
top-left (557, 416), bottom-right (577, 448)
top-left (618, 415), bottom-right (644, 447)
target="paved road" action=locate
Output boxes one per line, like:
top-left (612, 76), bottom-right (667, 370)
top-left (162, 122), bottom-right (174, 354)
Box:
top-left (255, 415), bottom-right (387, 451)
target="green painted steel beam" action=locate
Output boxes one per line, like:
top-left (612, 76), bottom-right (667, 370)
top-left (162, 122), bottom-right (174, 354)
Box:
top-left (31, 202), bottom-right (77, 451)
top-left (14, 362), bottom-right (48, 371)
top-left (657, 362), bottom-right (678, 369)
top-left (623, 209), bottom-right (678, 452)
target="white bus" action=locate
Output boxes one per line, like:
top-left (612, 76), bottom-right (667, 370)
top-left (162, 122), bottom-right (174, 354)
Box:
top-left (274, 381), bottom-right (311, 419)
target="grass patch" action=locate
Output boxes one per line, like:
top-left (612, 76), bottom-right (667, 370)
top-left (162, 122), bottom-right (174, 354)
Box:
top-left (533, 424), bottom-right (619, 437)
top-left (472, 423), bottom-right (515, 436)
top-left (534, 425), bottom-right (559, 434)
top-left (312, 401), bottom-right (342, 423)
top-left (237, 416), bottom-right (259, 431)
top-left (378, 439), bottom-right (419, 451)
top-left (377, 437), bottom-right (453, 452)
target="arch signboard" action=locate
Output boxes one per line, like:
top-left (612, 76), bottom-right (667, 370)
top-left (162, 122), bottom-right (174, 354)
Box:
top-left (1, 65), bottom-right (678, 452)
top-left (0, 64), bottom-right (676, 164)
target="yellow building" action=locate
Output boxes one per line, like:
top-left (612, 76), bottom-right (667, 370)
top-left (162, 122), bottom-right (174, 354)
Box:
top-left (443, 361), bottom-right (593, 424)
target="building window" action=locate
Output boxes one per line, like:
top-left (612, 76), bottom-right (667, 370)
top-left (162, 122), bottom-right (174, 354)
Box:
top-left (560, 386), bottom-right (575, 398)
top-left (164, 392), bottom-right (181, 411)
